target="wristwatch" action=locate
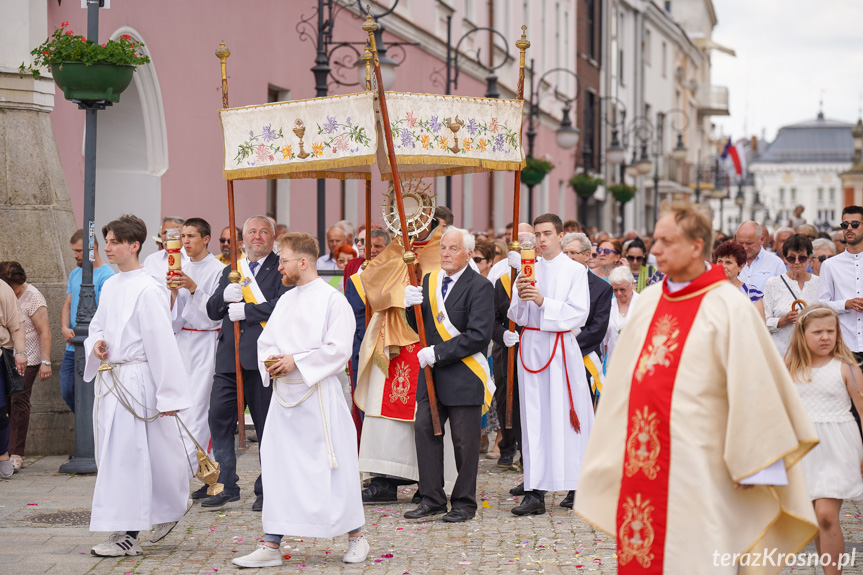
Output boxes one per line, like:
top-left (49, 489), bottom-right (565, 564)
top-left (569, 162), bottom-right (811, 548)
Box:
top-left (41, 360), bottom-right (51, 366)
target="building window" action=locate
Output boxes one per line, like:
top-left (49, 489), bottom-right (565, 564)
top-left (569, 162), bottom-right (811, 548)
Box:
top-left (830, 187), bottom-right (836, 201)
top-left (587, 0), bottom-right (596, 60)
top-left (464, 0), bottom-right (474, 21)
top-left (791, 187), bottom-right (797, 201)
top-left (818, 187), bottom-right (824, 202)
top-left (584, 91), bottom-right (596, 171)
top-left (661, 41), bottom-right (667, 78)
top-left (779, 187), bottom-right (785, 202)
top-left (618, 12), bottom-right (625, 87)
top-left (664, 1), bottom-right (671, 13)
top-left (644, 28), bottom-right (651, 66)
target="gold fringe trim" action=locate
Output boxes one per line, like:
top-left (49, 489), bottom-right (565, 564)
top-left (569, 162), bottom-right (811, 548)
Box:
top-left (380, 158), bottom-right (526, 181)
top-left (224, 155), bottom-right (375, 181)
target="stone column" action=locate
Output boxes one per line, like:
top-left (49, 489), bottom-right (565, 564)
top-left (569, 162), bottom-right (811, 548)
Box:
top-left (0, 0), bottom-right (78, 455)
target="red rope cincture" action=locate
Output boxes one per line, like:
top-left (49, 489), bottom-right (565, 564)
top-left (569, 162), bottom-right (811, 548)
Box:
top-left (519, 327), bottom-right (580, 433)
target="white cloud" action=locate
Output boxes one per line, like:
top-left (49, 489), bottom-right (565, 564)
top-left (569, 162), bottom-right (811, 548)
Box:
top-left (711, 0), bottom-right (863, 141)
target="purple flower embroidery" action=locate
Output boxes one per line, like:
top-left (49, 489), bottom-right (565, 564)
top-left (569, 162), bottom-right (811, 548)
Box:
top-left (429, 116), bottom-right (442, 133)
top-left (467, 118), bottom-right (478, 136)
top-left (346, 117), bottom-right (352, 126)
top-left (261, 124), bottom-right (277, 143)
top-left (323, 116), bottom-right (339, 134)
top-left (492, 133), bottom-right (506, 152)
top-left (249, 130), bottom-right (255, 138)
top-left (400, 128), bottom-right (415, 148)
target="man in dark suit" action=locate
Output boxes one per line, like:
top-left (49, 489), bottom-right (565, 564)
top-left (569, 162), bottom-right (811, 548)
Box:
top-left (202, 216), bottom-right (289, 510)
top-left (401, 227), bottom-right (494, 523)
top-left (561, 231), bottom-right (611, 509)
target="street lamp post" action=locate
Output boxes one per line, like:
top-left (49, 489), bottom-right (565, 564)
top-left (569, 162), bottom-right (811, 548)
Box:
top-left (440, 15), bottom-right (511, 209)
top-left (60, 0), bottom-right (106, 475)
top-left (524, 59), bottom-right (581, 221)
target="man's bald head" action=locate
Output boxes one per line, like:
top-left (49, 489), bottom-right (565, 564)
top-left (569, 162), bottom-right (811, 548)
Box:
top-left (517, 223), bottom-right (533, 234)
top-left (735, 221), bottom-right (763, 263)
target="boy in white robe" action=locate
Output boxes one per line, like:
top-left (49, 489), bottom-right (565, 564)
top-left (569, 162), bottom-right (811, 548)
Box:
top-left (84, 215), bottom-right (192, 557)
top-left (167, 218), bottom-right (225, 489)
top-left (505, 212), bottom-right (594, 515)
top-left (233, 232), bottom-right (369, 568)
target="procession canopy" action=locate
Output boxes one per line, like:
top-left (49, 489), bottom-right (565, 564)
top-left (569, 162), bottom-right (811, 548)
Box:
top-left (220, 92), bottom-right (378, 181)
top-left (219, 91), bottom-right (525, 182)
top-left (376, 92), bottom-right (525, 181)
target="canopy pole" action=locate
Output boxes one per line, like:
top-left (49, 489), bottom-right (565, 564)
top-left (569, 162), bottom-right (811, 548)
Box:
top-left (216, 42), bottom-right (246, 449)
top-left (506, 27), bottom-right (530, 430)
top-left (362, 43), bottom-right (373, 329)
top-left (363, 15), bottom-right (442, 436)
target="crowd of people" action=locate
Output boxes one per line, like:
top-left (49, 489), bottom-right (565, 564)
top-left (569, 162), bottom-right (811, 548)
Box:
top-left (2, 202), bottom-right (863, 571)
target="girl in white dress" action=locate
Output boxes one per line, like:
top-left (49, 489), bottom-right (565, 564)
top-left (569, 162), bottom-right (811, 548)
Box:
top-left (787, 304), bottom-right (863, 575)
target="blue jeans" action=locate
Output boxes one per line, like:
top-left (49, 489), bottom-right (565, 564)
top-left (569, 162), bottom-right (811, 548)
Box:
top-left (60, 350), bottom-right (75, 412)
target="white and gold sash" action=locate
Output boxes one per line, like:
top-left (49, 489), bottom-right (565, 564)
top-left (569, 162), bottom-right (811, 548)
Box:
top-left (428, 269), bottom-right (495, 414)
top-left (239, 257), bottom-right (268, 328)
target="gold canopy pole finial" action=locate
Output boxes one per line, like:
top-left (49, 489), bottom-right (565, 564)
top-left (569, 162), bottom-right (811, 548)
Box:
top-left (505, 26), bottom-right (530, 430)
top-left (363, 13), bottom-right (443, 437)
top-left (215, 41), bottom-right (246, 449)
top-left (362, 42), bottom-right (373, 92)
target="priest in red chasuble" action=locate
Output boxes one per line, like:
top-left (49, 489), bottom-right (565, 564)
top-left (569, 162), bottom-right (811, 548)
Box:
top-left (575, 204), bottom-right (818, 574)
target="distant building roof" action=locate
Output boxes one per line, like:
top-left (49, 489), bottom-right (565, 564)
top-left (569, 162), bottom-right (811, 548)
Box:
top-left (754, 112), bottom-right (854, 164)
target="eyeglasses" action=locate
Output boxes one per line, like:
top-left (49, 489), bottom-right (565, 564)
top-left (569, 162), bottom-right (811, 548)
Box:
top-left (219, 238), bottom-right (231, 244)
top-left (813, 255), bottom-right (832, 263)
top-left (626, 255), bottom-right (645, 263)
top-left (840, 221), bottom-right (863, 230)
top-left (354, 238), bottom-right (365, 246)
top-left (590, 252), bottom-right (598, 258)
top-left (785, 255), bottom-right (809, 263)
top-left (473, 257), bottom-right (487, 263)
top-left (596, 248), bottom-right (619, 256)
top-left (278, 257), bottom-right (303, 266)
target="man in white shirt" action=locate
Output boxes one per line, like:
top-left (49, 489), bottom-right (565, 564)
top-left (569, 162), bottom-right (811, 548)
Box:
top-left (735, 221), bottom-right (785, 298)
top-left (316, 224), bottom-right (347, 270)
top-left (819, 206), bottom-right (863, 364)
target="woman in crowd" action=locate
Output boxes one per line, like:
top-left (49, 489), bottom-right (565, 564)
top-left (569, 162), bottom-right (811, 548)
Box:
top-left (810, 237), bottom-right (836, 276)
top-left (0, 262), bottom-right (50, 472)
top-left (472, 240), bottom-right (496, 279)
top-left (786, 304), bottom-right (863, 575)
top-left (762, 234), bottom-right (819, 358)
top-left (602, 267), bottom-right (638, 368)
top-left (335, 244), bottom-right (357, 270)
top-left (713, 240), bottom-right (762, 302)
top-left (623, 238), bottom-right (663, 292)
top-left (592, 239), bottom-right (622, 281)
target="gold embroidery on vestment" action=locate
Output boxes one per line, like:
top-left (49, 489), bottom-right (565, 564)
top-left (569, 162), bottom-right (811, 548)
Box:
top-left (624, 407), bottom-right (661, 480)
top-left (618, 493), bottom-right (656, 568)
top-left (634, 314), bottom-right (680, 383)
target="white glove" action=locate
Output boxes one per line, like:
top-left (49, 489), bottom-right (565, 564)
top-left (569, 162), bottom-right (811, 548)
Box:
top-left (508, 250), bottom-right (521, 271)
top-left (404, 285), bottom-right (424, 307)
top-left (223, 283), bottom-right (243, 303)
top-left (503, 330), bottom-right (520, 348)
top-left (417, 346), bottom-right (436, 368)
top-left (228, 302), bottom-right (246, 322)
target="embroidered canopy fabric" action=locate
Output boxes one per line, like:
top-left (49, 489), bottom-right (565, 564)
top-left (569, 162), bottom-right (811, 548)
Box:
top-left (220, 91), bottom-right (526, 181)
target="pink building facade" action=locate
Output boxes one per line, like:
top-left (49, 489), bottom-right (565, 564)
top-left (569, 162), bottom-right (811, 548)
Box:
top-left (46, 1), bottom-right (581, 258)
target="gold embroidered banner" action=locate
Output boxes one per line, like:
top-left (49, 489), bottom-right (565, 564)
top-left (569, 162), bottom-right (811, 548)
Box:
top-left (376, 92), bottom-right (526, 180)
top-left (219, 91), bottom-right (526, 181)
top-left (220, 92), bottom-right (377, 181)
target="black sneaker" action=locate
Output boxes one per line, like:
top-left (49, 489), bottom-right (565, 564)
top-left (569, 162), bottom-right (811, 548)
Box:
top-left (560, 490), bottom-right (574, 509)
top-left (191, 484), bottom-right (210, 500)
top-left (497, 454), bottom-right (514, 467)
top-left (201, 492), bottom-right (240, 508)
top-left (362, 478), bottom-right (398, 503)
top-left (512, 491), bottom-right (546, 516)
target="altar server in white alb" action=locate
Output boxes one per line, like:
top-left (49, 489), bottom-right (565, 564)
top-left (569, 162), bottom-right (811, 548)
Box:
top-left (166, 217), bottom-right (225, 489)
top-left (233, 232), bottom-right (369, 569)
top-left (84, 215), bottom-right (192, 557)
top-left (505, 212), bottom-right (594, 516)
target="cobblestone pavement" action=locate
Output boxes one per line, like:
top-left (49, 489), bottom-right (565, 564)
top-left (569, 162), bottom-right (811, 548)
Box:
top-left (1, 445), bottom-right (862, 574)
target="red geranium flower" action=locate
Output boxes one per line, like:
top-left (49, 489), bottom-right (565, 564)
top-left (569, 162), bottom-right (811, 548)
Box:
top-left (61, 21), bottom-right (69, 27)
top-left (43, 51), bottom-right (50, 55)
top-left (121, 34), bottom-right (132, 40)
top-left (65, 30), bottom-right (73, 35)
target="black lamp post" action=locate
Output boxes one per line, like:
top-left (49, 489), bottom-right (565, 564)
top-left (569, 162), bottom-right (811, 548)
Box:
top-left (650, 109), bottom-right (688, 229)
top-left (300, 0), bottom-right (402, 244)
top-left (524, 59), bottom-right (581, 222)
top-left (60, 0), bottom-right (107, 475)
top-left (439, 15), bottom-right (511, 209)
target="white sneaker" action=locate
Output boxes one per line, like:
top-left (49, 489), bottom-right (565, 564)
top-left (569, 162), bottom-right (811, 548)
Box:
top-left (343, 536), bottom-right (370, 563)
top-left (0, 459), bottom-right (12, 478)
top-left (150, 498), bottom-right (193, 542)
top-left (232, 544), bottom-right (283, 568)
top-left (91, 532), bottom-right (143, 557)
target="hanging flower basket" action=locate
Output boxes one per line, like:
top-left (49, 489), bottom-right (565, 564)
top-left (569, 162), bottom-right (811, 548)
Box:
top-left (568, 173), bottom-right (604, 198)
top-left (521, 157), bottom-right (554, 187)
top-left (608, 183), bottom-right (637, 204)
top-left (19, 23), bottom-right (150, 103)
top-left (50, 62), bottom-right (134, 103)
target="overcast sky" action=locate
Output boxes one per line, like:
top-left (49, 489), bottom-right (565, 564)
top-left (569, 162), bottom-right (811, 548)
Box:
top-left (710, 0), bottom-right (863, 142)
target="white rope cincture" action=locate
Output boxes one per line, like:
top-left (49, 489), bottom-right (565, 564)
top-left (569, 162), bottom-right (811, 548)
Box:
top-left (273, 379), bottom-right (338, 469)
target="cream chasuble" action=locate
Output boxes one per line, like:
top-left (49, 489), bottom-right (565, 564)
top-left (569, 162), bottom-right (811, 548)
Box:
top-left (257, 278), bottom-right (365, 537)
top-left (575, 266), bottom-right (818, 574)
top-left (508, 252), bottom-right (594, 492)
top-left (83, 269), bottom-right (192, 532)
top-left (171, 253), bottom-right (226, 475)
